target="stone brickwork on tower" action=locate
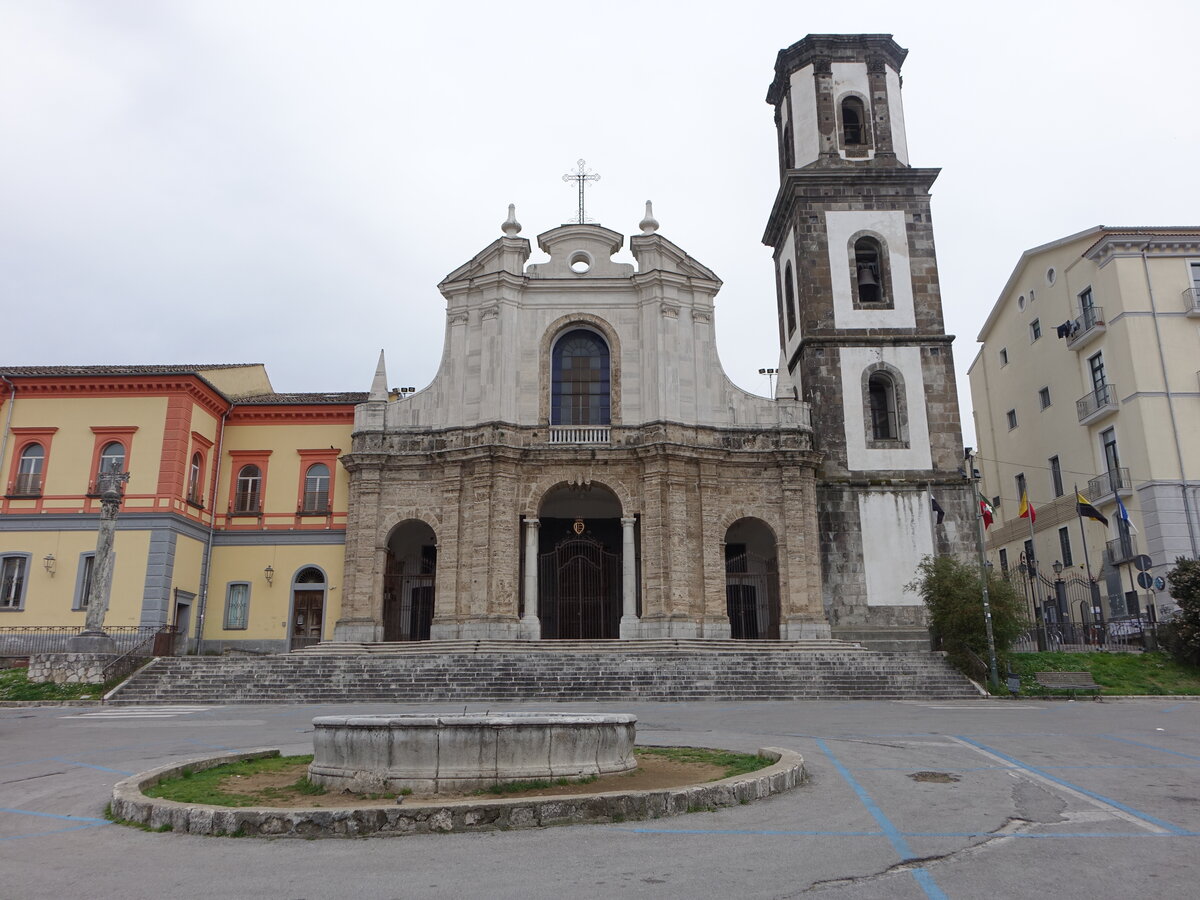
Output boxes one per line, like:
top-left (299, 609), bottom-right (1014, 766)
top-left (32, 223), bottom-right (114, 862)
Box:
top-left (763, 35), bottom-right (974, 644)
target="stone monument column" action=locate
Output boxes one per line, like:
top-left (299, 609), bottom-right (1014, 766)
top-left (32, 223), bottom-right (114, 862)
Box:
top-left (70, 463), bottom-right (130, 653)
top-left (520, 517), bottom-right (540, 640)
top-left (619, 516), bottom-right (640, 639)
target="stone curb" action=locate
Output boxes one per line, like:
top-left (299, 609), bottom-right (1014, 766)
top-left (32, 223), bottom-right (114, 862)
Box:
top-left (109, 746), bottom-right (804, 838)
top-left (0, 700), bottom-right (106, 707)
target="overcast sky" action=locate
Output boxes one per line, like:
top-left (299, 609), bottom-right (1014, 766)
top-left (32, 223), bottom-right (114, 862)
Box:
top-left (4, 0), bottom-right (1198, 446)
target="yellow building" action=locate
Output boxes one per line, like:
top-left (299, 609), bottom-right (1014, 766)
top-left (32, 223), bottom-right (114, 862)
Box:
top-left (969, 228), bottom-right (1200, 626)
top-left (0, 364), bottom-right (360, 653)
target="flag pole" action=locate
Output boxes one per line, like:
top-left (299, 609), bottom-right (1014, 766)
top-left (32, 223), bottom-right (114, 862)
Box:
top-left (1075, 482), bottom-right (1105, 644)
top-left (968, 451), bottom-right (999, 688)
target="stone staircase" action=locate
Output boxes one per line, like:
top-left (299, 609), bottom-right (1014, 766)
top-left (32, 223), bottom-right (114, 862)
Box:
top-left (107, 640), bottom-right (980, 703)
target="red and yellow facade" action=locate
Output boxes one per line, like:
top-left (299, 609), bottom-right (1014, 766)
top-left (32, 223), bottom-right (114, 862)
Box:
top-left (0, 365), bottom-right (361, 652)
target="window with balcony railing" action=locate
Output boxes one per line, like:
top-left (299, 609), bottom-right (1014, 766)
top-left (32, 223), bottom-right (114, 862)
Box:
top-left (12, 473), bottom-right (42, 496)
top-left (300, 491), bottom-right (330, 515)
top-left (1076, 383), bottom-right (1117, 421)
top-left (1086, 467), bottom-right (1130, 499)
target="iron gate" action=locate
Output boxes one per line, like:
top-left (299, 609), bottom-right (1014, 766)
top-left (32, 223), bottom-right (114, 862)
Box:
top-left (725, 552), bottom-right (780, 640)
top-left (383, 564), bottom-right (435, 642)
top-left (538, 535), bottom-right (620, 639)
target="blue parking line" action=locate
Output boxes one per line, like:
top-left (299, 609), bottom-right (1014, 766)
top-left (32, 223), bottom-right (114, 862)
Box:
top-left (1161, 703), bottom-right (1188, 713)
top-left (1097, 735), bottom-right (1200, 762)
top-left (0, 807), bottom-right (109, 824)
top-left (50, 758), bottom-right (133, 776)
top-left (815, 738), bottom-right (946, 900)
top-left (955, 736), bottom-right (1189, 835)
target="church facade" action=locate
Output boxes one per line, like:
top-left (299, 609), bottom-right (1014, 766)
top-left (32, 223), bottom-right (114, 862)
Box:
top-left (334, 34), bottom-right (974, 649)
top-left (0, 34), bottom-right (973, 654)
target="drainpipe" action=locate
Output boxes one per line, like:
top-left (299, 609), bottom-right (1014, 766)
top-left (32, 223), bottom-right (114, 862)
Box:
top-left (0, 376), bottom-right (15, 491)
top-left (1140, 243), bottom-right (1199, 558)
top-left (192, 405), bottom-right (230, 655)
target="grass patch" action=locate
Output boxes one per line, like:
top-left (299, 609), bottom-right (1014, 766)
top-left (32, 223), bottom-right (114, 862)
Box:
top-left (144, 754), bottom-right (313, 807)
top-left (1008, 651), bottom-right (1200, 696)
top-left (635, 746), bottom-right (771, 779)
top-left (0, 667), bottom-right (115, 702)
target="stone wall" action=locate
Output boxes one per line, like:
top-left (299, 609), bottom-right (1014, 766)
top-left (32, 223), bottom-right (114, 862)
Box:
top-left (337, 422), bottom-right (826, 641)
top-left (28, 652), bottom-right (120, 684)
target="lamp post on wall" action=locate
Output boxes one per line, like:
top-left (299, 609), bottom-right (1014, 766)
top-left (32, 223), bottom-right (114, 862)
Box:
top-left (69, 459), bottom-right (130, 653)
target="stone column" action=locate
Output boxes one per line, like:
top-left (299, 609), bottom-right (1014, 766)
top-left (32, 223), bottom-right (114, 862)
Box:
top-left (619, 516), bottom-right (640, 639)
top-left (70, 465), bottom-right (129, 653)
top-left (520, 517), bottom-right (540, 640)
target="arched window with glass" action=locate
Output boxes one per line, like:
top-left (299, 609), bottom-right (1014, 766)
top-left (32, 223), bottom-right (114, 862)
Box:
top-left (551, 329), bottom-right (611, 426)
top-left (303, 463), bottom-right (330, 514)
top-left (234, 464), bottom-right (262, 514)
top-left (98, 441), bottom-right (125, 478)
top-left (15, 444), bottom-right (44, 496)
top-left (187, 452), bottom-right (204, 505)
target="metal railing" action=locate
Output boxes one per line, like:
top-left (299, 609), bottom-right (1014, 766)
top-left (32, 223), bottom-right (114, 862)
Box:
top-left (1065, 305), bottom-right (1105, 346)
top-left (1184, 287), bottom-right (1200, 313)
top-left (100, 625), bottom-right (179, 682)
top-left (548, 426), bottom-right (611, 444)
top-left (1086, 467), bottom-right (1131, 499)
top-left (231, 493), bottom-right (262, 515)
top-left (0, 625), bottom-right (166, 656)
top-left (1106, 534), bottom-right (1138, 565)
top-left (10, 473), bottom-right (41, 496)
top-left (1076, 383), bottom-right (1118, 422)
top-left (299, 491), bottom-right (330, 515)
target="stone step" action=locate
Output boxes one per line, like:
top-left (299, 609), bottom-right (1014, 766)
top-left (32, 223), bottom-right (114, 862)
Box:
top-left (108, 647), bottom-right (980, 704)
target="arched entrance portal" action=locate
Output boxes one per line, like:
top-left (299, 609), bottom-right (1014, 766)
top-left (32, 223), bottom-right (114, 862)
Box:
top-left (537, 484), bottom-right (624, 639)
top-left (290, 566), bottom-right (327, 651)
top-left (383, 520), bottom-right (437, 642)
top-left (724, 519), bottom-right (780, 640)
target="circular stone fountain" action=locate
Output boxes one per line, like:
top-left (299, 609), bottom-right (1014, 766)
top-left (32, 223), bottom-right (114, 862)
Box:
top-left (308, 713), bottom-right (637, 794)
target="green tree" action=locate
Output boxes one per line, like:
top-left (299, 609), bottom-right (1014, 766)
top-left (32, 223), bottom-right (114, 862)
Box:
top-left (1159, 557), bottom-right (1200, 668)
top-left (906, 555), bottom-right (1028, 677)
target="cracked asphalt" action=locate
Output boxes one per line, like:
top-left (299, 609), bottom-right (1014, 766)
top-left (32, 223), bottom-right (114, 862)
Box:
top-left (3, 698), bottom-right (1198, 899)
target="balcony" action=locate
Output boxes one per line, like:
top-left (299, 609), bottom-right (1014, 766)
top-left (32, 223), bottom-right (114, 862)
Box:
top-left (9, 473), bottom-right (41, 497)
top-left (230, 493), bottom-right (262, 516)
top-left (1065, 306), bottom-right (1106, 350)
top-left (548, 426), bottom-right (611, 445)
top-left (1185, 288), bottom-right (1200, 318)
top-left (299, 492), bottom-right (331, 516)
top-left (1106, 534), bottom-right (1138, 566)
top-left (1086, 467), bottom-right (1132, 502)
top-left (1076, 383), bottom-right (1118, 424)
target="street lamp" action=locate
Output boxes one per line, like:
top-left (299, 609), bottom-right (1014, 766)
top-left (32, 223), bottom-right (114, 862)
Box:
top-left (757, 367), bottom-right (778, 396)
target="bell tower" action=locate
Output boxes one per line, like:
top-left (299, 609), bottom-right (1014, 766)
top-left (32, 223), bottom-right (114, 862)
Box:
top-left (762, 35), bottom-right (972, 648)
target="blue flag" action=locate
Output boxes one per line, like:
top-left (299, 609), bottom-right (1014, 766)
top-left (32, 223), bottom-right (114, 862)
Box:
top-left (1116, 495), bottom-right (1138, 534)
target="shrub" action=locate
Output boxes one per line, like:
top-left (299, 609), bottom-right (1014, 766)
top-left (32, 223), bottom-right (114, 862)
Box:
top-left (907, 555), bottom-right (1028, 679)
top-left (1160, 558), bottom-right (1200, 668)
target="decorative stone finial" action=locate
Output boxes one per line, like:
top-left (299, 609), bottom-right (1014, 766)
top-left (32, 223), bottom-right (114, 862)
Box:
top-left (501, 203), bottom-right (522, 236)
top-left (368, 349), bottom-right (388, 401)
top-left (639, 200), bottom-right (659, 235)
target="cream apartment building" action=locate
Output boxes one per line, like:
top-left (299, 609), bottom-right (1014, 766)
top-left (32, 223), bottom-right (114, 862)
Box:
top-left (969, 227), bottom-right (1200, 620)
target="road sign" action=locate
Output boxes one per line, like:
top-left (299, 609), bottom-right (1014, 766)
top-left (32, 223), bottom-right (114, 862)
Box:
top-left (1134, 554), bottom-right (1153, 572)
top-left (1154, 576), bottom-right (1167, 591)
top-left (1137, 572), bottom-right (1154, 589)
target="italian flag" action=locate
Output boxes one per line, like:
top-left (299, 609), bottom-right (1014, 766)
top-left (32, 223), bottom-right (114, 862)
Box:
top-left (978, 492), bottom-right (993, 529)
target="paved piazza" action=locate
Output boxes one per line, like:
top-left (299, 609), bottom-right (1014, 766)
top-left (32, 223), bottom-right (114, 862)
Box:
top-left (3, 698), bottom-right (1198, 899)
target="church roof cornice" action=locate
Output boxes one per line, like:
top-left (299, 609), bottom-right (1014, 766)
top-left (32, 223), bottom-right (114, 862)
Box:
top-left (766, 34), bottom-right (908, 106)
top-left (761, 167), bottom-right (940, 247)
